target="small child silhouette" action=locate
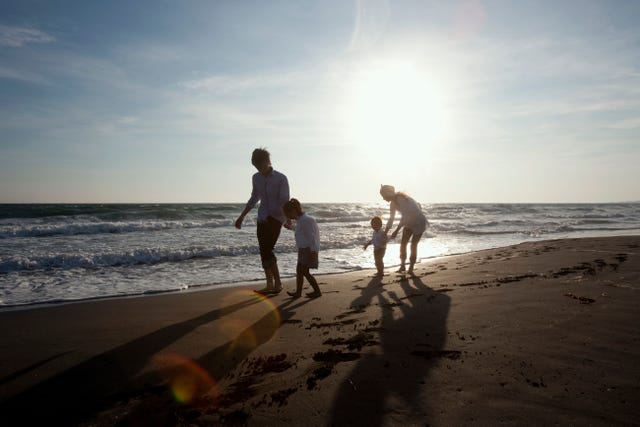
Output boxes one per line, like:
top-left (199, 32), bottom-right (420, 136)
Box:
top-left (363, 216), bottom-right (387, 276)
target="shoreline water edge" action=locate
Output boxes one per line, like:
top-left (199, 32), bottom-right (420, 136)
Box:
top-left (1, 203), bottom-right (639, 308)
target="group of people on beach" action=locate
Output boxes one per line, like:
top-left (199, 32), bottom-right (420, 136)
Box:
top-left (234, 148), bottom-right (428, 298)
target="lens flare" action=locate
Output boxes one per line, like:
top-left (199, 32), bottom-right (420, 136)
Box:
top-left (222, 289), bottom-right (282, 326)
top-left (218, 318), bottom-right (258, 354)
top-left (216, 290), bottom-right (283, 353)
top-left (152, 353), bottom-right (218, 405)
top-left (152, 291), bottom-right (282, 406)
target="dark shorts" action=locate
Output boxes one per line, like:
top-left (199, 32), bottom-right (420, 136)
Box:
top-left (401, 227), bottom-right (424, 245)
top-left (297, 247), bottom-right (319, 269)
top-left (257, 216), bottom-right (282, 268)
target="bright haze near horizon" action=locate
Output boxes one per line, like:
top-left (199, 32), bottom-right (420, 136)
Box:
top-left (1, 1), bottom-right (639, 204)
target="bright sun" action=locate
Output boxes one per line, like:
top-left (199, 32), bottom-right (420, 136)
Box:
top-left (348, 60), bottom-right (447, 157)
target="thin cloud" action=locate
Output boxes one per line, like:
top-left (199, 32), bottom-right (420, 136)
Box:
top-left (0, 24), bottom-right (54, 47)
top-left (0, 65), bottom-right (47, 84)
top-left (607, 117), bottom-right (640, 130)
top-left (180, 71), bottom-right (305, 94)
top-left (349, 0), bottom-right (390, 51)
top-left (442, 32), bottom-right (640, 126)
top-left (503, 97), bottom-right (640, 119)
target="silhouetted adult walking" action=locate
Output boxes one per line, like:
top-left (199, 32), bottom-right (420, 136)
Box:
top-left (235, 148), bottom-right (290, 294)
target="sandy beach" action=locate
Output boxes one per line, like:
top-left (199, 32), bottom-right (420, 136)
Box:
top-left (1, 236), bottom-right (639, 426)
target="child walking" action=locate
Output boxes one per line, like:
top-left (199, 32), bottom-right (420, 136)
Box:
top-left (283, 198), bottom-right (322, 298)
top-left (363, 216), bottom-right (387, 276)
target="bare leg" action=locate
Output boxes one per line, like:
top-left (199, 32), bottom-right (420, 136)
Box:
top-left (305, 271), bottom-right (321, 296)
top-left (255, 266), bottom-right (274, 294)
top-left (398, 228), bottom-right (413, 272)
top-left (266, 267), bottom-right (274, 288)
top-left (408, 232), bottom-right (423, 275)
top-left (374, 248), bottom-right (386, 276)
top-left (272, 261), bottom-right (283, 292)
top-left (288, 265), bottom-right (304, 297)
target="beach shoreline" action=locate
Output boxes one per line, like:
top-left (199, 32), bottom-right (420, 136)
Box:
top-left (3, 202), bottom-right (639, 308)
top-left (1, 235), bottom-right (639, 426)
top-left (0, 251), bottom-right (474, 312)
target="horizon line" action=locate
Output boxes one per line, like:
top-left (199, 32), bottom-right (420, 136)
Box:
top-left (1, 200), bottom-right (639, 205)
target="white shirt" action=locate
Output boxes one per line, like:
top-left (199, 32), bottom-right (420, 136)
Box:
top-left (245, 169), bottom-right (289, 224)
top-left (371, 229), bottom-right (387, 249)
top-left (386, 195), bottom-right (428, 235)
top-left (294, 213), bottom-right (320, 252)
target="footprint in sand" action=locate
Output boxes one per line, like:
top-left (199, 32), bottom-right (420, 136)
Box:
top-left (615, 253), bottom-right (628, 263)
top-left (564, 293), bottom-right (596, 304)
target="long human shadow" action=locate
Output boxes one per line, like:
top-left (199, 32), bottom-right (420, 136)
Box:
top-left (0, 350), bottom-right (75, 386)
top-left (196, 296), bottom-right (312, 380)
top-left (139, 295), bottom-right (314, 391)
top-left (109, 296), bottom-right (316, 424)
top-left (329, 274), bottom-right (451, 426)
top-left (0, 297), bottom-right (263, 425)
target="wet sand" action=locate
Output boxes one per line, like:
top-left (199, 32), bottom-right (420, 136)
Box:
top-left (1, 236), bottom-right (639, 426)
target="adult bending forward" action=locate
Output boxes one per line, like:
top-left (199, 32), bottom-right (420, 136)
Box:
top-left (380, 185), bottom-right (428, 274)
top-left (235, 148), bottom-right (290, 295)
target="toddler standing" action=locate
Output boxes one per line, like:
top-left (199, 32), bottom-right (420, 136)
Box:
top-left (363, 216), bottom-right (387, 276)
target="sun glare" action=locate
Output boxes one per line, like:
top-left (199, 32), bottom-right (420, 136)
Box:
top-left (348, 60), bottom-right (447, 159)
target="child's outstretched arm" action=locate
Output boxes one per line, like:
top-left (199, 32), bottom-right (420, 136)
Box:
top-left (363, 239), bottom-right (372, 250)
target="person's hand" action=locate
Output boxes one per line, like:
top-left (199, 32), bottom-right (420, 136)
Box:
top-left (363, 243), bottom-right (369, 250)
top-left (234, 216), bottom-right (244, 230)
top-left (284, 219), bottom-right (293, 230)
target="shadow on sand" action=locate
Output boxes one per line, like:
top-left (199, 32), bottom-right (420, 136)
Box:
top-left (328, 273), bottom-right (451, 426)
top-left (1, 275), bottom-right (449, 426)
top-left (0, 294), bottom-right (312, 426)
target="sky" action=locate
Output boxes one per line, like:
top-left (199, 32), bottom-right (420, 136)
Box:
top-left (1, 0), bottom-right (639, 204)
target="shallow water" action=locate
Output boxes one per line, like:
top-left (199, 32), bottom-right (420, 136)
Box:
top-left (1, 203), bottom-right (639, 307)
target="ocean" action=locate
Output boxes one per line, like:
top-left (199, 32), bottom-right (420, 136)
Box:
top-left (1, 203), bottom-right (639, 308)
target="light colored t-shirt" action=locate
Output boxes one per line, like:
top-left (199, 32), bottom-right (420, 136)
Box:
top-left (245, 168), bottom-right (289, 224)
top-left (294, 213), bottom-right (320, 252)
top-left (371, 229), bottom-right (387, 249)
top-left (385, 195), bottom-right (428, 235)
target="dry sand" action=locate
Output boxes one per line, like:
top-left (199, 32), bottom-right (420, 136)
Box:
top-left (1, 236), bottom-right (639, 426)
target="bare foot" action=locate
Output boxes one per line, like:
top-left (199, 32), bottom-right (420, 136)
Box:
top-left (305, 291), bottom-right (322, 299)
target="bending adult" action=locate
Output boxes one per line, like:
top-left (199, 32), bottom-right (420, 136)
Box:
top-left (380, 184), bottom-right (428, 274)
top-left (235, 148), bottom-right (290, 294)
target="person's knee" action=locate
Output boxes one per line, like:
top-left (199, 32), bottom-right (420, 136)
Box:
top-left (263, 257), bottom-right (277, 269)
